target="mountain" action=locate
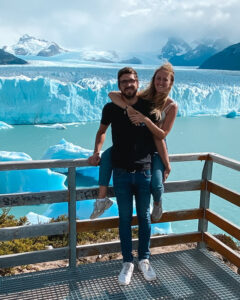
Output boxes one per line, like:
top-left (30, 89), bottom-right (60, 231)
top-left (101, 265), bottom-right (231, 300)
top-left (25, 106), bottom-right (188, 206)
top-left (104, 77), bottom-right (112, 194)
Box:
top-left (0, 49), bottom-right (27, 65)
top-left (3, 34), bottom-right (67, 57)
top-left (159, 37), bottom-right (191, 60)
top-left (199, 42), bottom-right (240, 70)
top-left (160, 37), bottom-right (231, 66)
top-left (170, 44), bottom-right (217, 66)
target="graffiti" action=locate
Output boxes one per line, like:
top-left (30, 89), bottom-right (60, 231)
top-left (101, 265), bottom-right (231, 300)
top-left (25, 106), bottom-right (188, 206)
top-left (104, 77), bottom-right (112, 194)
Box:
top-left (0, 195), bottom-right (46, 207)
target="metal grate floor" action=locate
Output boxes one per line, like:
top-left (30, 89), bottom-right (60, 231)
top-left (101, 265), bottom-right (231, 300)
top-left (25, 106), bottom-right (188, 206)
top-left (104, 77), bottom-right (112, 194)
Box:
top-left (0, 249), bottom-right (240, 300)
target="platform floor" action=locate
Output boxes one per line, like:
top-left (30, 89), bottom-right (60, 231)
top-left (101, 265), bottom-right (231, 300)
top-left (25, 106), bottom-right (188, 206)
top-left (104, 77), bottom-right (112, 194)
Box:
top-left (1, 249), bottom-right (240, 300)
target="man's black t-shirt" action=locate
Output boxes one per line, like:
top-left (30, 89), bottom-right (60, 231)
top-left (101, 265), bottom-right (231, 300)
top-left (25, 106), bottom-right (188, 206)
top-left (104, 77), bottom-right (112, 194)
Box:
top-left (101, 98), bottom-right (157, 170)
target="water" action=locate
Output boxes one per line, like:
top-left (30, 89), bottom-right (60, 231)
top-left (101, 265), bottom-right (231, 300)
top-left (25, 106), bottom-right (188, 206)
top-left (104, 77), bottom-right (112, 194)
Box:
top-left (0, 65), bottom-right (240, 235)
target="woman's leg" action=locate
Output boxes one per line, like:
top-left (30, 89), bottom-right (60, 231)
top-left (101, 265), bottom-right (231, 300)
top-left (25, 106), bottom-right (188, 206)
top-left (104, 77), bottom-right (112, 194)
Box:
top-left (90, 147), bottom-right (113, 219)
top-left (151, 152), bottom-right (165, 203)
top-left (151, 153), bottom-right (165, 222)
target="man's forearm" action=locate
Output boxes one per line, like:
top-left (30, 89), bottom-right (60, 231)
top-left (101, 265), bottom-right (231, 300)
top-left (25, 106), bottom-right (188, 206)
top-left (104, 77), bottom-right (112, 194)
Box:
top-left (94, 130), bottom-right (106, 154)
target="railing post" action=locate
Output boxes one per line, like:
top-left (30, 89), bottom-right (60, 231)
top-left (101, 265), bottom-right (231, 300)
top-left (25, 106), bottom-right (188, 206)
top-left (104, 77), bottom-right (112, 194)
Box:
top-left (197, 158), bottom-right (213, 249)
top-left (68, 167), bottom-right (77, 268)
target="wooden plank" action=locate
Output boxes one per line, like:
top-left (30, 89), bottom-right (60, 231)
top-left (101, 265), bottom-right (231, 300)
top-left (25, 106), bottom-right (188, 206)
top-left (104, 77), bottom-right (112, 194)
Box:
top-left (0, 158), bottom-right (89, 171)
top-left (164, 180), bottom-right (203, 193)
top-left (209, 153), bottom-right (240, 172)
top-left (169, 153), bottom-right (209, 162)
top-left (76, 187), bottom-right (115, 200)
top-left (0, 153), bottom-right (210, 172)
top-left (0, 222), bottom-right (68, 241)
top-left (76, 209), bottom-right (204, 232)
top-left (203, 232), bottom-right (240, 268)
top-left (205, 209), bottom-right (240, 241)
top-left (76, 232), bottom-right (202, 258)
top-left (0, 209), bottom-right (203, 241)
top-left (0, 190), bottom-right (68, 208)
top-left (0, 180), bottom-right (203, 208)
top-left (207, 181), bottom-right (240, 207)
top-left (150, 232), bottom-right (202, 248)
top-left (0, 247), bottom-right (68, 268)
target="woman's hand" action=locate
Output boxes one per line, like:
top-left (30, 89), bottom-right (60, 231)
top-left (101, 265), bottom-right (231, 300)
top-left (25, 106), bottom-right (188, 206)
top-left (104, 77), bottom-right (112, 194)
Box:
top-left (163, 165), bottom-right (171, 182)
top-left (127, 107), bottom-right (147, 125)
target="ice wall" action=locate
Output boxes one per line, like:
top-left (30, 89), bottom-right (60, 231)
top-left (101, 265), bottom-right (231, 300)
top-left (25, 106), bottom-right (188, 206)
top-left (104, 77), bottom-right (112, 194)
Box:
top-left (0, 75), bottom-right (240, 125)
top-left (0, 151), bottom-right (66, 194)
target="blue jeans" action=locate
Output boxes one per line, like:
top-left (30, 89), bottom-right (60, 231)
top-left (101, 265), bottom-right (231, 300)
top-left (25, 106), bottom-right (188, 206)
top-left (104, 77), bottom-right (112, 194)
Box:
top-left (113, 168), bottom-right (151, 262)
top-left (99, 147), bottom-right (165, 203)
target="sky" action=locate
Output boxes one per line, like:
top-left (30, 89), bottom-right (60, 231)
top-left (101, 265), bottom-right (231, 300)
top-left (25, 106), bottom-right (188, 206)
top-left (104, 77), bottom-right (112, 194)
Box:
top-left (0, 0), bottom-right (239, 52)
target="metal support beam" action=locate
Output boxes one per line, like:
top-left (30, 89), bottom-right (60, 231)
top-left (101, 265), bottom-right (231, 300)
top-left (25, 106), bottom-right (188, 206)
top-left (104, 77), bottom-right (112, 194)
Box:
top-left (68, 167), bottom-right (77, 268)
top-left (198, 159), bottom-right (213, 249)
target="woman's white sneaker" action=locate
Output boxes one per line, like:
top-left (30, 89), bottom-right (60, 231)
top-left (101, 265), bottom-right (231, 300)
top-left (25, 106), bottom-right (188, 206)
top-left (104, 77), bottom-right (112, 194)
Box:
top-left (151, 201), bottom-right (163, 222)
top-left (138, 259), bottom-right (157, 281)
top-left (90, 197), bottom-right (113, 219)
top-left (118, 262), bottom-right (134, 285)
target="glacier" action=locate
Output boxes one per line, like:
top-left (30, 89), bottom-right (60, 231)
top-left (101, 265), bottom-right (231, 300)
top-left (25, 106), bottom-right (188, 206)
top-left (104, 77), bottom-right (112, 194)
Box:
top-left (0, 151), bottom-right (67, 194)
top-left (42, 138), bottom-right (98, 178)
top-left (0, 69), bottom-right (240, 124)
top-left (0, 121), bottom-right (13, 129)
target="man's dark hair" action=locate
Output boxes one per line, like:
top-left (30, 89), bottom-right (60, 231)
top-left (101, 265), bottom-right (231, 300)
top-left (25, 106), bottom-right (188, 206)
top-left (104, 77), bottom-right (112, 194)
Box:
top-left (117, 67), bottom-right (138, 86)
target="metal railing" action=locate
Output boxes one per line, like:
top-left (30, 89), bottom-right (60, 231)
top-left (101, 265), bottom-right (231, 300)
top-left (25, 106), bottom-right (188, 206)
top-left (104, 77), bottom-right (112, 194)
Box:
top-left (0, 153), bottom-right (239, 269)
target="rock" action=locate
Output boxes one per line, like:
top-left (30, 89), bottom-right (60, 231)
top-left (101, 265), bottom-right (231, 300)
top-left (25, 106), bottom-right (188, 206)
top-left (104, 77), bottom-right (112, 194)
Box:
top-left (0, 49), bottom-right (27, 65)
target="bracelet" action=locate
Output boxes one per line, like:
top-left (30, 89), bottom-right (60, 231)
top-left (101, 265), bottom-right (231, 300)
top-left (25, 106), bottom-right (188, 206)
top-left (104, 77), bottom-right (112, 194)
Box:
top-left (124, 105), bottom-right (128, 115)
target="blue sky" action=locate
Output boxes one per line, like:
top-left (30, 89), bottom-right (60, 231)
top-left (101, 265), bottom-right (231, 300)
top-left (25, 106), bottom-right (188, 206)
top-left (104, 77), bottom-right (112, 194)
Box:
top-left (0, 0), bottom-right (239, 51)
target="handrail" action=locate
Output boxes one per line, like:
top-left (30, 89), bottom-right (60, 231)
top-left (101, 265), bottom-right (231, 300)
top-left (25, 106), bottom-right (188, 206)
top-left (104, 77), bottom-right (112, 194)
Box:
top-left (0, 152), bottom-right (239, 270)
top-left (0, 152), bottom-right (209, 171)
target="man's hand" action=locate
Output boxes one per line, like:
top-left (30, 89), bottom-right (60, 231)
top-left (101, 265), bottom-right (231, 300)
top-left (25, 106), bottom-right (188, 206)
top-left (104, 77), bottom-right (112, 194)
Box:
top-left (87, 153), bottom-right (101, 166)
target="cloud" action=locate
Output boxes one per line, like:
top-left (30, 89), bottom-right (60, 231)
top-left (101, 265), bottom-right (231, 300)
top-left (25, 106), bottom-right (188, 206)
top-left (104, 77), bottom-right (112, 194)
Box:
top-left (0, 0), bottom-right (239, 51)
top-left (120, 8), bottom-right (151, 17)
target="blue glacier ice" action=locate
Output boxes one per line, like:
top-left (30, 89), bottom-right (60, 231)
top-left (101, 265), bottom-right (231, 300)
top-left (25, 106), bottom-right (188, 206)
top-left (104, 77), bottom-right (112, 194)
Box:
top-left (0, 151), bottom-right (67, 194)
top-left (26, 212), bottom-right (51, 224)
top-left (1, 66), bottom-right (240, 124)
top-left (225, 110), bottom-right (238, 118)
top-left (0, 121), bottom-right (13, 129)
top-left (42, 138), bottom-right (98, 179)
top-left (35, 123), bottom-right (66, 129)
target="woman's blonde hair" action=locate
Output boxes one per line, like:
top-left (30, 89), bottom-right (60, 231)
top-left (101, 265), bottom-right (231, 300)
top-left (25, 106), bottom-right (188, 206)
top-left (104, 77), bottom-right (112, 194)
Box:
top-left (139, 62), bottom-right (174, 120)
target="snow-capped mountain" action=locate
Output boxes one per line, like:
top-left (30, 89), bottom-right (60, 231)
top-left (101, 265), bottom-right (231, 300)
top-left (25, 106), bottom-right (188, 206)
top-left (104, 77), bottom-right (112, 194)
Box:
top-left (3, 34), bottom-right (68, 57)
top-left (159, 37), bottom-right (192, 60)
top-left (160, 37), bottom-right (231, 66)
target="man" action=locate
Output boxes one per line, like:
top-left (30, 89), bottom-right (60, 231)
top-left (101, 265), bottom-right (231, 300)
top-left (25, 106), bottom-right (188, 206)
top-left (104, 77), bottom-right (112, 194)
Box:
top-left (88, 67), bottom-right (157, 285)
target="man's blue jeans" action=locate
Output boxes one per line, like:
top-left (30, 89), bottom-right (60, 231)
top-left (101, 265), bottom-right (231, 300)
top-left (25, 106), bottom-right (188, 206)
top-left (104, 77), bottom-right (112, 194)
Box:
top-left (113, 168), bottom-right (152, 262)
top-left (99, 147), bottom-right (165, 203)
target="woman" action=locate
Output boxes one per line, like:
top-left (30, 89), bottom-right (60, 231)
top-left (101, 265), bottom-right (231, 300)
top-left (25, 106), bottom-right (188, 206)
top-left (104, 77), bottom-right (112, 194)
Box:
top-left (90, 63), bottom-right (178, 221)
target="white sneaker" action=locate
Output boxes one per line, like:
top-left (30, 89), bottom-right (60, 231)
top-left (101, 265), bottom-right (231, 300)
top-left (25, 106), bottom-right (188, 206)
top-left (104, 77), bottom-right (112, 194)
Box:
top-left (138, 259), bottom-right (157, 281)
top-left (151, 201), bottom-right (162, 222)
top-left (90, 197), bottom-right (113, 219)
top-left (118, 262), bottom-right (134, 285)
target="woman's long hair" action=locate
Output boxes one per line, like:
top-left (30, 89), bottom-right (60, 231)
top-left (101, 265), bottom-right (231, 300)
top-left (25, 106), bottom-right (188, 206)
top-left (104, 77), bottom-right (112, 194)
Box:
top-left (139, 63), bottom-right (174, 120)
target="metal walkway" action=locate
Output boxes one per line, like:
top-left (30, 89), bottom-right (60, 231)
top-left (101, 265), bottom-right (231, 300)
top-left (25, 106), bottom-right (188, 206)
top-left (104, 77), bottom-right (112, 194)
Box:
top-left (1, 249), bottom-right (240, 300)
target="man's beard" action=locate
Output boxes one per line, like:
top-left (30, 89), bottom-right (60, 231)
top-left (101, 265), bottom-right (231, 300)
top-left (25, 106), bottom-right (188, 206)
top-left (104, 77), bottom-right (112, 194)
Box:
top-left (121, 88), bottom-right (137, 99)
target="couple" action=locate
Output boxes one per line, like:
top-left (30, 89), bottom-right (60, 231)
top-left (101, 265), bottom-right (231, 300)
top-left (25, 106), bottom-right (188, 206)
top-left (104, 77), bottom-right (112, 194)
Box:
top-left (88, 64), bottom-right (177, 285)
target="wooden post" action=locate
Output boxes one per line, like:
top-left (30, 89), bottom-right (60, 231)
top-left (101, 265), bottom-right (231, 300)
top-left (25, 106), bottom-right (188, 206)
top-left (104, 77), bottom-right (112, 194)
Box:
top-left (197, 159), bottom-right (213, 249)
top-left (68, 167), bottom-right (77, 268)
